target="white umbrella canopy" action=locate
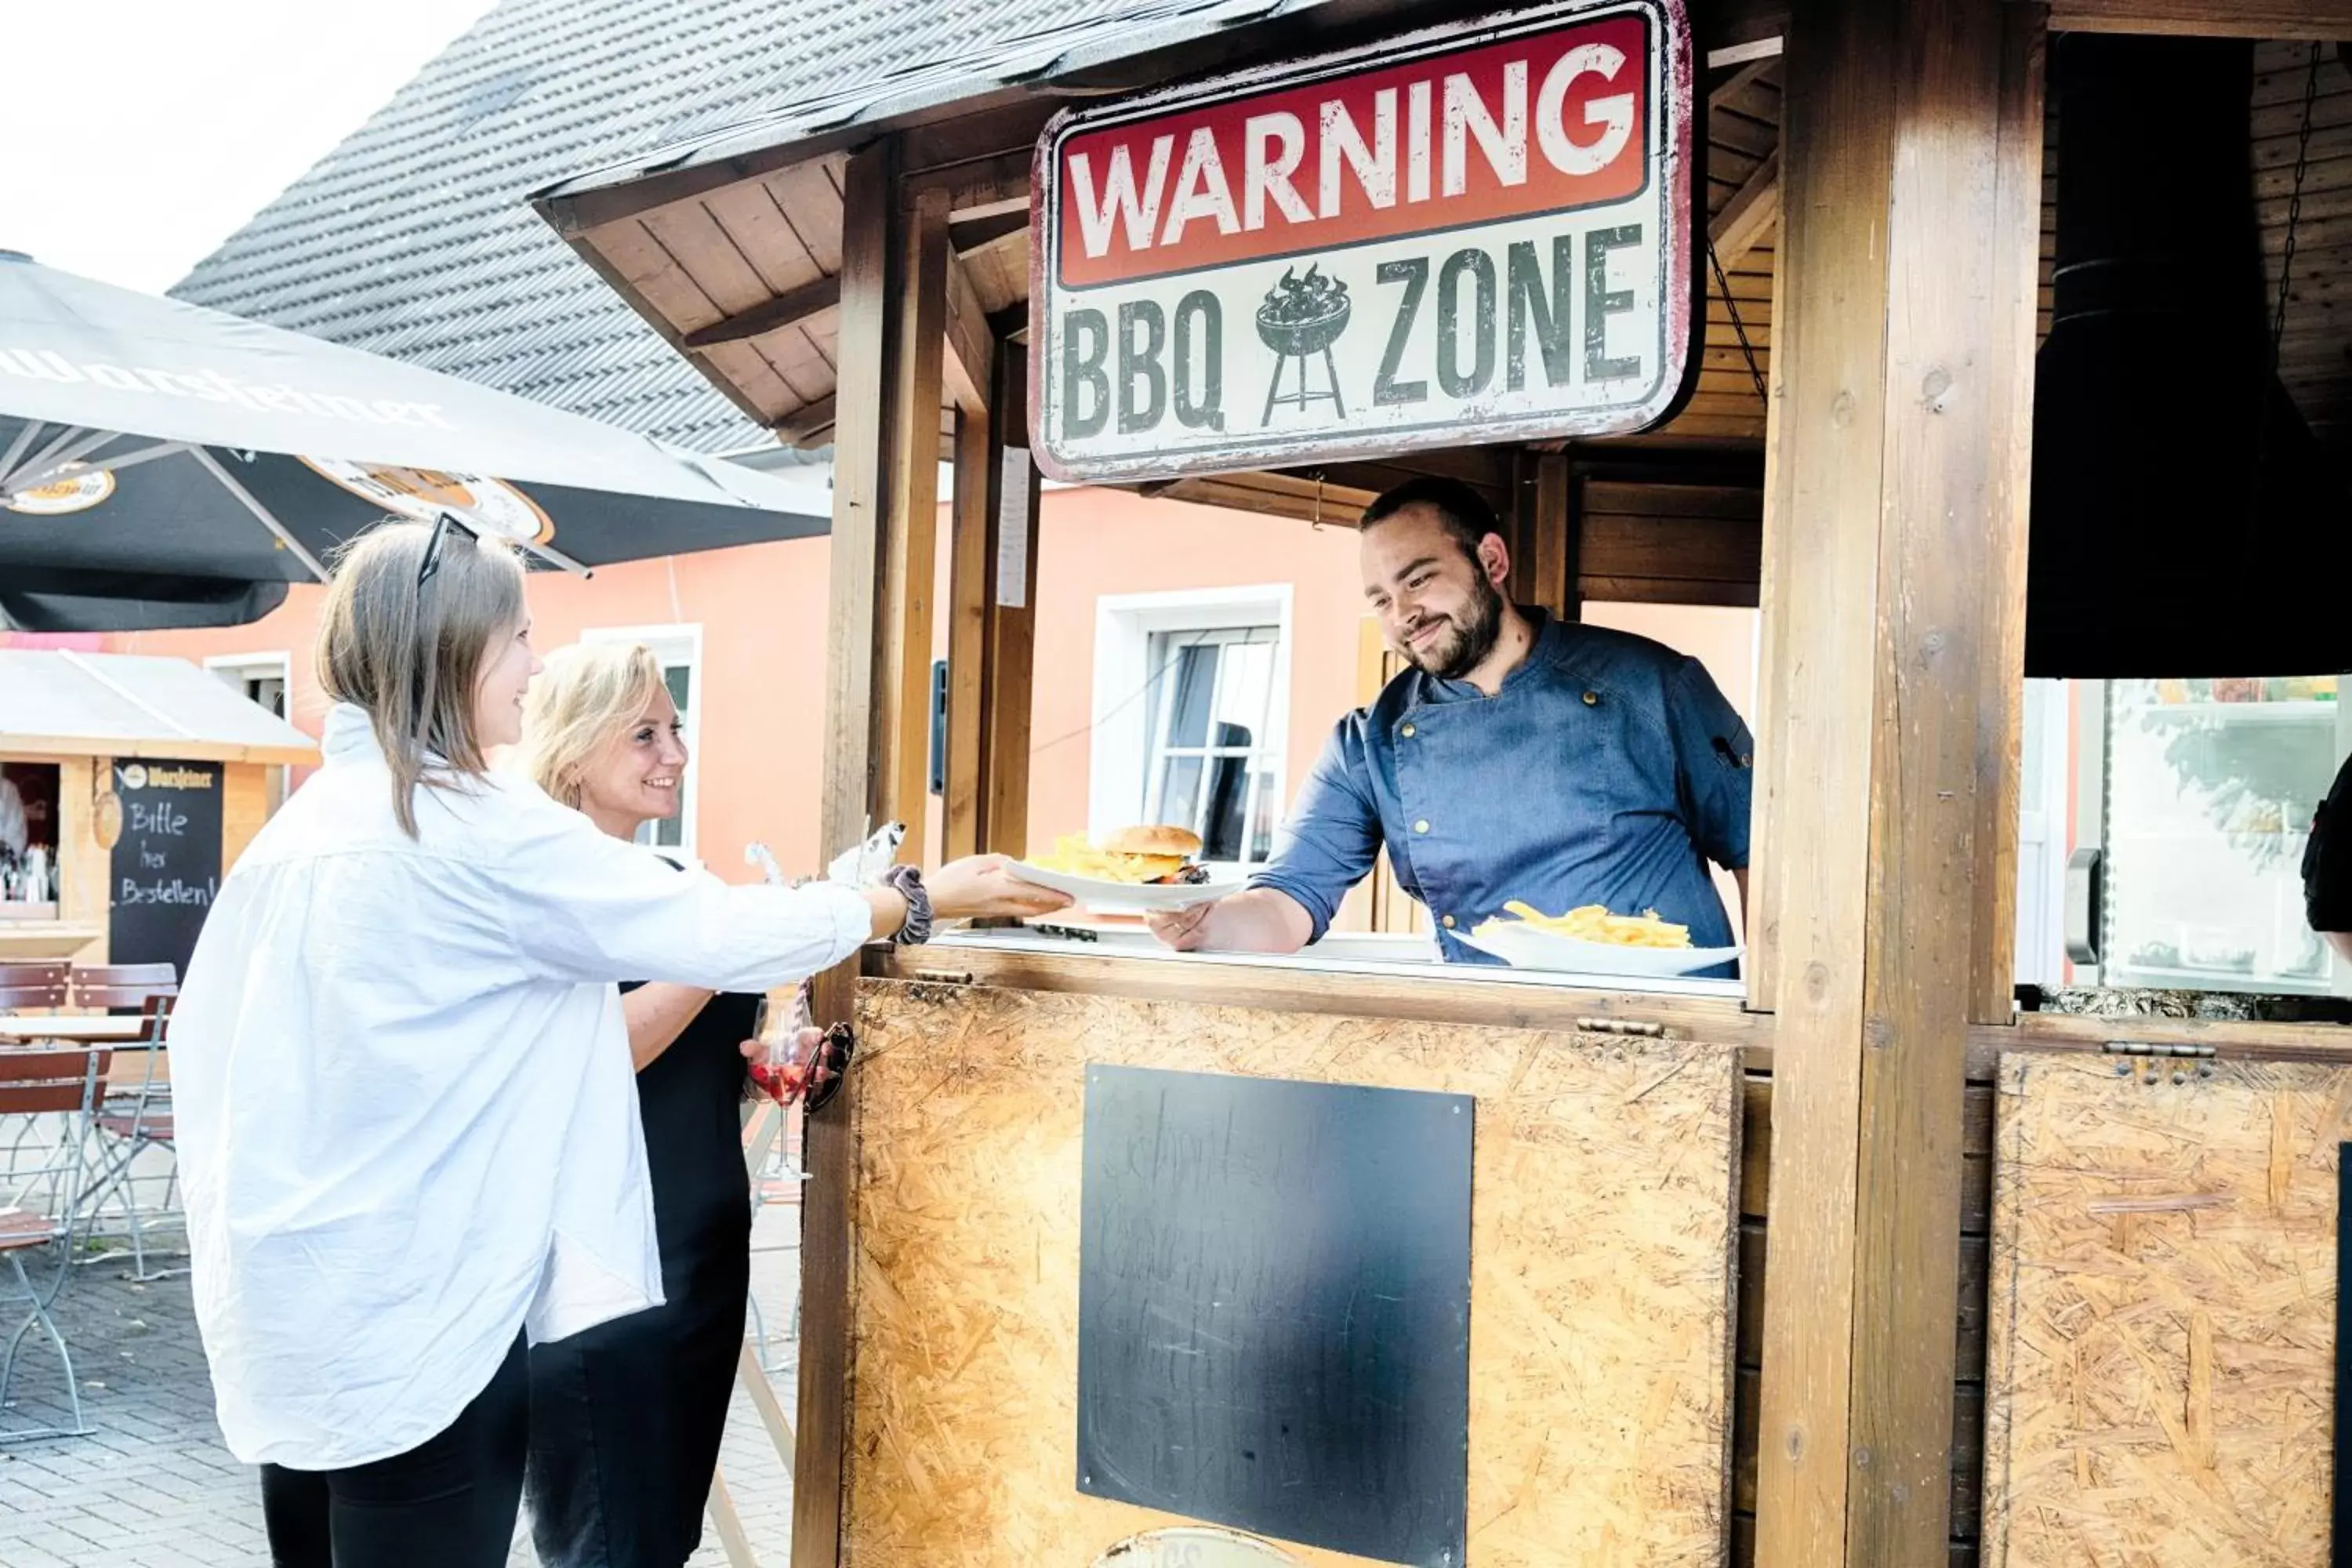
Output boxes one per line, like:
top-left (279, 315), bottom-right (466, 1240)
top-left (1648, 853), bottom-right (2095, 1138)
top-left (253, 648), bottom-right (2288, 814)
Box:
top-left (0, 251), bottom-right (826, 629)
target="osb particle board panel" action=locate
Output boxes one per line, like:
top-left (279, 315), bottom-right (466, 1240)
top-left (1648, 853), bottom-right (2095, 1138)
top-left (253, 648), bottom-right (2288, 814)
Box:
top-left (1984, 1051), bottom-right (2350, 1567)
top-left (844, 979), bottom-right (1740, 1567)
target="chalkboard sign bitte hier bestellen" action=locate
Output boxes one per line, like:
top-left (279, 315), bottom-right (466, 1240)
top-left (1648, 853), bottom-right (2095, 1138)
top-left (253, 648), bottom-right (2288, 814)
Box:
top-left (107, 758), bottom-right (224, 978)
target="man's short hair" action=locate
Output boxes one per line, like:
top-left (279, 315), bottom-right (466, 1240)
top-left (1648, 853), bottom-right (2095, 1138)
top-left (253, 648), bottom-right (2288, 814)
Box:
top-left (1359, 476), bottom-right (1503, 563)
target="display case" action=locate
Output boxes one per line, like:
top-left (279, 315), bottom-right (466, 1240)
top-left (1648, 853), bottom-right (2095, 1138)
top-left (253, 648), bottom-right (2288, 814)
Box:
top-left (2085, 676), bottom-right (2351, 996)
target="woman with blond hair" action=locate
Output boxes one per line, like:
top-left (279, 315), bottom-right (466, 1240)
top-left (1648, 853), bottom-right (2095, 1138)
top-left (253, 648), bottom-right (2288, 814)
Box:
top-left (168, 517), bottom-right (1066, 1568)
top-left (513, 640), bottom-right (780, 1567)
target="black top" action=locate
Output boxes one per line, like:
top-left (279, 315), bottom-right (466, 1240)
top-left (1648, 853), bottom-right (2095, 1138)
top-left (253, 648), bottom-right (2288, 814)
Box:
top-left (625, 980), bottom-right (760, 1267)
top-left (2308, 752), bottom-right (2352, 933)
top-left (523, 974), bottom-right (761, 1568)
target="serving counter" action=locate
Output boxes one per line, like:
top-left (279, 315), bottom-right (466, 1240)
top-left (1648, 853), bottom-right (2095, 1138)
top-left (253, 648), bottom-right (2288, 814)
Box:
top-left (843, 947), bottom-right (1751, 1566)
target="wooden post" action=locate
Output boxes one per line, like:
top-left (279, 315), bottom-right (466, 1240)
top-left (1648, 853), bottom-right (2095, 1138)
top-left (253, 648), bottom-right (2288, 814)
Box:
top-left (1531, 452), bottom-right (1576, 620)
top-left (877, 184), bottom-right (951, 869)
top-left (1751, 4), bottom-right (2042, 1567)
top-left (798, 135), bottom-right (900, 1568)
top-left (943, 402), bottom-right (993, 861)
top-left (982, 347), bottom-right (1042, 859)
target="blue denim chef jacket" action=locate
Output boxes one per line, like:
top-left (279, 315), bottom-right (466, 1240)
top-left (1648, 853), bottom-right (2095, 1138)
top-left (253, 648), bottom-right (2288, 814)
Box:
top-left (1250, 611), bottom-right (1753, 971)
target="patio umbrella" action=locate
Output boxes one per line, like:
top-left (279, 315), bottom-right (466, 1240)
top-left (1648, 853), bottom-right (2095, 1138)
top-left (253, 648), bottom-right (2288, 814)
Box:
top-left (0, 251), bottom-right (827, 630)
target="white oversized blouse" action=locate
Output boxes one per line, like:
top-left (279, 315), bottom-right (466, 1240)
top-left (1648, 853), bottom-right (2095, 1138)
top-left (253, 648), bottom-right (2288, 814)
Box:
top-left (169, 704), bottom-right (871, 1469)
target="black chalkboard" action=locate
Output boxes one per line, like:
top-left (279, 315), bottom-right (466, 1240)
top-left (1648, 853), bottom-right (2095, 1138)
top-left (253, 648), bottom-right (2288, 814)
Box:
top-left (107, 758), bottom-right (225, 980)
top-left (1076, 1065), bottom-right (1473, 1567)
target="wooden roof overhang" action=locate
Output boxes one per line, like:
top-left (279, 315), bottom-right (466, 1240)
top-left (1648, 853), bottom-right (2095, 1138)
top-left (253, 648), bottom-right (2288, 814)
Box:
top-left (533, 0), bottom-right (1795, 463)
top-left (533, 0), bottom-right (2352, 485)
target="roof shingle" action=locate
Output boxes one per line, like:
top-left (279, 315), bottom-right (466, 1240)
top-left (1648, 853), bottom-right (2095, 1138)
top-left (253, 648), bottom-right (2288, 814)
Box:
top-left (172, 0), bottom-right (1250, 453)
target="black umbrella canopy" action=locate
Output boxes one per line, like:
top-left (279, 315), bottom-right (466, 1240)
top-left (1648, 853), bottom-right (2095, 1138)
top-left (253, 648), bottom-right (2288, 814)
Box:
top-left (0, 255), bottom-right (829, 630)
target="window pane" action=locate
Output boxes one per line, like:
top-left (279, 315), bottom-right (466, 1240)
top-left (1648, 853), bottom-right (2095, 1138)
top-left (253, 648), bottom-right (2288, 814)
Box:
top-left (1163, 643), bottom-right (1218, 749)
top-left (1201, 753), bottom-right (1252, 860)
top-left (1213, 635), bottom-right (1278, 742)
top-left (1158, 754), bottom-right (1204, 834)
top-left (663, 662), bottom-right (692, 718)
top-left (1247, 766), bottom-right (1276, 862)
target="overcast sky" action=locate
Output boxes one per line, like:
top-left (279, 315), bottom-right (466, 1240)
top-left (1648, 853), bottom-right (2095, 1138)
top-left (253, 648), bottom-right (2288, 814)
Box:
top-left (1, 0), bottom-right (497, 294)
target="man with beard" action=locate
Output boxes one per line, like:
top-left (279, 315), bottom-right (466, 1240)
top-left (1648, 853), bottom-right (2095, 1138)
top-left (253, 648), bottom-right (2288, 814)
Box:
top-left (1148, 476), bottom-right (1751, 971)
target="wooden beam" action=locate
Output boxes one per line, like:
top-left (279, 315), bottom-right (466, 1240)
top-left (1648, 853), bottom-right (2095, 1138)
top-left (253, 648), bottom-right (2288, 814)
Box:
top-left (1506, 449), bottom-right (1540, 604)
top-left (1533, 452), bottom-right (1576, 619)
top-left (1972, 6), bottom-right (2045, 1028)
top-left (2038, 0), bottom-right (2352, 37)
top-left (798, 134), bottom-right (898, 1568)
top-left (942, 250), bottom-right (994, 419)
top-left (878, 183), bottom-right (953, 869)
top-left (775, 395), bottom-right (837, 449)
top-left (1751, 3), bottom-right (2042, 1567)
top-left (1709, 148), bottom-right (1782, 276)
top-left (1698, 0), bottom-right (1791, 53)
top-left (901, 147), bottom-right (1030, 213)
top-left (944, 402), bottom-right (993, 860)
top-left (900, 98), bottom-right (1062, 178)
top-left (678, 272), bottom-right (841, 350)
top-left (951, 209), bottom-right (1029, 252)
top-left (983, 346), bottom-right (1043, 859)
top-left (1710, 55), bottom-right (1776, 110)
top-left (987, 301), bottom-right (1030, 344)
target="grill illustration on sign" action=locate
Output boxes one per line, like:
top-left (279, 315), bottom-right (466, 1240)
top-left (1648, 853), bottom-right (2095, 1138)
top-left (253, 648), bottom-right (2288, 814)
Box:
top-left (1256, 265), bottom-right (1351, 426)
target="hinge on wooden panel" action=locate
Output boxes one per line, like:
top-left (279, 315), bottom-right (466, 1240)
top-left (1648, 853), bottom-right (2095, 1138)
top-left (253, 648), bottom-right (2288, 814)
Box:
top-left (1577, 1017), bottom-right (1665, 1038)
top-left (2100, 1040), bottom-right (2218, 1058)
top-left (906, 967), bottom-right (976, 987)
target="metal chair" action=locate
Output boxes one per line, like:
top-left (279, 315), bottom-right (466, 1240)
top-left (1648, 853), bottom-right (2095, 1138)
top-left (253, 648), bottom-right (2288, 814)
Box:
top-left (0, 962), bottom-right (72, 1200)
top-left (0, 1043), bottom-right (108, 1443)
top-left (0, 960), bottom-right (69, 1013)
top-left (82, 995), bottom-right (180, 1280)
top-left (67, 963), bottom-right (176, 1014)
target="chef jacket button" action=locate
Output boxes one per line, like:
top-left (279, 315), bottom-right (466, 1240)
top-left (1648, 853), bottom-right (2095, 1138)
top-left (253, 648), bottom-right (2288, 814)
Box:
top-left (1582, 690), bottom-right (1600, 706)
top-left (1414, 818), bottom-right (1430, 834)
top-left (1400, 722), bottom-right (1416, 739)
top-left (1441, 914), bottom-right (1457, 929)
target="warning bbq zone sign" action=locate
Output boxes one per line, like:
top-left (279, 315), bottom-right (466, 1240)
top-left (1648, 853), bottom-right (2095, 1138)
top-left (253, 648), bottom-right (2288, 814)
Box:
top-left (1029, 0), bottom-right (1696, 485)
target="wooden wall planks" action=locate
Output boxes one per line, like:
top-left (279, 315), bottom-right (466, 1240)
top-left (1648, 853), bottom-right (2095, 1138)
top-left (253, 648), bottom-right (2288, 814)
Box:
top-left (1983, 1051), bottom-right (2348, 1566)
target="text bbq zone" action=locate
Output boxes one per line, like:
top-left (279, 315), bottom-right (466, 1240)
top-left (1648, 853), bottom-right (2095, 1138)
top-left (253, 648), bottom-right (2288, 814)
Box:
top-left (1030, 0), bottom-right (1694, 484)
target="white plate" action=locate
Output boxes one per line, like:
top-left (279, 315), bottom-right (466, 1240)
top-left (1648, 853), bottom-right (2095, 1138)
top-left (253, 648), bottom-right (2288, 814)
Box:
top-left (1006, 860), bottom-right (1246, 914)
top-left (1451, 922), bottom-right (1742, 978)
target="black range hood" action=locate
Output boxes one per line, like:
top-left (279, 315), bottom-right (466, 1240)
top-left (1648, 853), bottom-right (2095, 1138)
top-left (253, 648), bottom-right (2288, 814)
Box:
top-left (2025, 33), bottom-right (2352, 679)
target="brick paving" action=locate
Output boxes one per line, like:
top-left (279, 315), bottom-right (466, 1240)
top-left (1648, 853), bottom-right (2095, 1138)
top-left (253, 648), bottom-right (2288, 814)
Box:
top-left (0, 1210), bottom-right (805, 1568)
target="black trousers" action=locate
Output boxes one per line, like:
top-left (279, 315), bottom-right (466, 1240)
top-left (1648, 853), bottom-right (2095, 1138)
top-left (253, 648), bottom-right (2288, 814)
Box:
top-left (259, 1334), bottom-right (529, 1568)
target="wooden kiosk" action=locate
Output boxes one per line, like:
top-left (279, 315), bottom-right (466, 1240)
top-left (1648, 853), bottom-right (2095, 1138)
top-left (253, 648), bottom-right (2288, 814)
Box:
top-left (0, 649), bottom-right (314, 971)
top-left (537, 2), bottom-right (2352, 1563)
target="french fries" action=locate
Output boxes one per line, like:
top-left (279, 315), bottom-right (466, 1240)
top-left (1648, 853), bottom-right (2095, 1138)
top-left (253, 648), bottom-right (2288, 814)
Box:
top-left (1472, 899), bottom-right (1693, 949)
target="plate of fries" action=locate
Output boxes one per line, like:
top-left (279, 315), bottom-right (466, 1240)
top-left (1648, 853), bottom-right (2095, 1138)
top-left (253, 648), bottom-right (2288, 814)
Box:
top-left (1010, 833), bottom-right (1244, 914)
top-left (1453, 899), bottom-right (1740, 978)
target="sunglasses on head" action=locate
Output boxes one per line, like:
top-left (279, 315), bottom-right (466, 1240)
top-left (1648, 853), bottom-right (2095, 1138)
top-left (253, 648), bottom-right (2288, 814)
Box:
top-left (416, 510), bottom-right (481, 590)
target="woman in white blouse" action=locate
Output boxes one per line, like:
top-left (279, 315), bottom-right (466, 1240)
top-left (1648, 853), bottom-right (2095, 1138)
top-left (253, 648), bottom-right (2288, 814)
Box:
top-left (167, 517), bottom-right (1066, 1568)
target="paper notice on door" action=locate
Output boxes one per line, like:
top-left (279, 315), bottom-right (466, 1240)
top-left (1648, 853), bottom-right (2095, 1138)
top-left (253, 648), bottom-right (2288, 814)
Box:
top-left (996, 446), bottom-right (1033, 609)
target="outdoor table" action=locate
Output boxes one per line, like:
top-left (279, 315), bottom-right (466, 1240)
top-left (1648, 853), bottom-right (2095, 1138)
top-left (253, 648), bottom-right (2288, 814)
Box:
top-left (0, 1014), bottom-right (156, 1044)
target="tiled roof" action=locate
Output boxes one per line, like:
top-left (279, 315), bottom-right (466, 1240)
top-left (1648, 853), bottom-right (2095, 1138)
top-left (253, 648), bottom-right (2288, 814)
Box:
top-left (169, 0), bottom-right (1330, 456)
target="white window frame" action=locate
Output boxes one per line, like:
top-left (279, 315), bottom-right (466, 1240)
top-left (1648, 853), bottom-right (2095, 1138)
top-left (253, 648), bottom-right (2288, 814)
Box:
top-left (2014, 678), bottom-right (2074, 990)
top-left (205, 652), bottom-right (294, 817)
top-left (203, 650), bottom-right (292, 711)
top-left (1088, 586), bottom-right (1293, 868)
top-left (581, 622), bottom-right (705, 865)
